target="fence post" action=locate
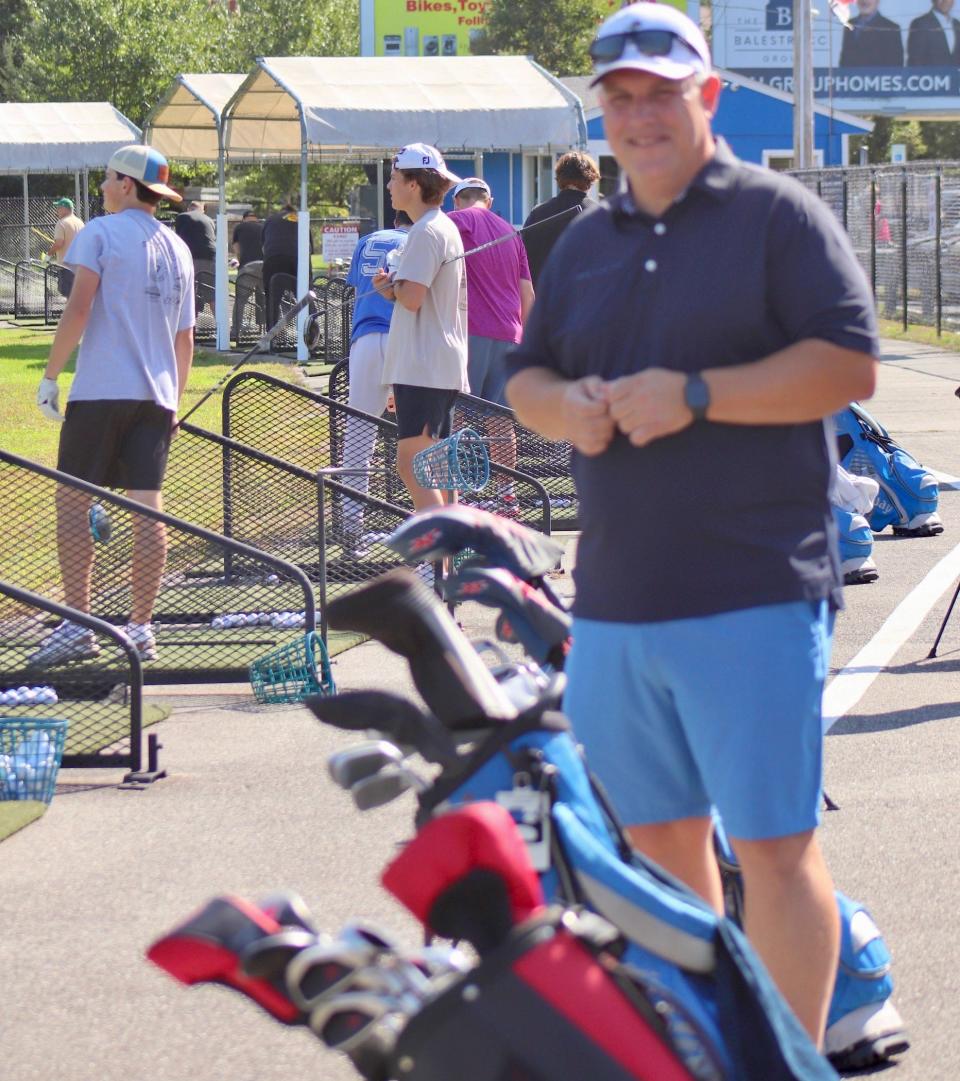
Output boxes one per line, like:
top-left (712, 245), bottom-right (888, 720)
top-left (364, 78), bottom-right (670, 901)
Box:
top-left (936, 169), bottom-right (943, 337)
top-left (842, 177), bottom-right (848, 232)
top-left (870, 174), bottom-right (877, 300)
top-left (900, 173), bottom-right (908, 332)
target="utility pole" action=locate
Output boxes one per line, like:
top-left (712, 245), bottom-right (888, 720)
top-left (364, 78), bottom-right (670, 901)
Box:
top-left (793, 0), bottom-right (814, 169)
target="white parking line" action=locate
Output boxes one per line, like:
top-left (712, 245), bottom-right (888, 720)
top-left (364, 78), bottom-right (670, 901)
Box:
top-left (823, 539), bottom-right (960, 732)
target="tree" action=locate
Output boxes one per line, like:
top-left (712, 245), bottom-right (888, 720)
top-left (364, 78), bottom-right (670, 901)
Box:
top-left (0, 0), bottom-right (34, 101)
top-left (472, 0), bottom-right (610, 76)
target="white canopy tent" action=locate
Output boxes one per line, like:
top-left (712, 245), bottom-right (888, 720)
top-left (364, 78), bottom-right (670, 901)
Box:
top-left (145, 57), bottom-right (587, 358)
top-left (143, 75), bottom-right (247, 348)
top-left (0, 102), bottom-right (141, 259)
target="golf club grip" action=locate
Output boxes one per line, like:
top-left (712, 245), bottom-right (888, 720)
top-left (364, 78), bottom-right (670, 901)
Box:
top-left (177, 290), bottom-right (315, 424)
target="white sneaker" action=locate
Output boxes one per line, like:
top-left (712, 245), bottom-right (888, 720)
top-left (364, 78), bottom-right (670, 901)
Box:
top-left (124, 622), bottom-right (158, 661)
top-left (28, 620), bottom-right (100, 667)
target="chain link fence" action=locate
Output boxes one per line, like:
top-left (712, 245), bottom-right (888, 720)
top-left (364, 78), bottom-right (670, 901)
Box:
top-left (791, 163), bottom-right (960, 334)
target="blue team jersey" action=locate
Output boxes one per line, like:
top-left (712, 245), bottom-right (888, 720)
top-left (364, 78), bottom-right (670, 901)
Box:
top-left (347, 227), bottom-right (408, 343)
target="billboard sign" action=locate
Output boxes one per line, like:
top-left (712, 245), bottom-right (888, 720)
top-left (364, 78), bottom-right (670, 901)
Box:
top-left (711, 0), bottom-right (960, 115)
top-left (358, 0), bottom-right (647, 58)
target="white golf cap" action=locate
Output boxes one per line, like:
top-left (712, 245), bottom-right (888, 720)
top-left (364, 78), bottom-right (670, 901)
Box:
top-left (589, 2), bottom-right (711, 87)
top-left (451, 177), bottom-right (491, 199)
top-left (107, 144), bottom-right (181, 201)
top-left (392, 143), bottom-right (461, 184)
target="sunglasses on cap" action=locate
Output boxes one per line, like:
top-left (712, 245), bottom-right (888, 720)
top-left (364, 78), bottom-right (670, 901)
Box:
top-left (588, 28), bottom-right (698, 65)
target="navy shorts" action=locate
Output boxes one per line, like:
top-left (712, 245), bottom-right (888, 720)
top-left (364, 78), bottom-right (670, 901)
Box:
top-left (562, 601), bottom-right (833, 841)
top-left (393, 384), bottom-right (458, 440)
top-left (57, 399), bottom-right (174, 491)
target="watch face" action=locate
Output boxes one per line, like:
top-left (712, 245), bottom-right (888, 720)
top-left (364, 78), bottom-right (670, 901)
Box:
top-left (685, 374), bottom-right (710, 417)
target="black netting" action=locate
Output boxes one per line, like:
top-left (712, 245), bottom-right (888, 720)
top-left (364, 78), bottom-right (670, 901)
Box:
top-left (14, 260), bottom-right (45, 318)
top-left (306, 276), bottom-right (355, 363)
top-left (327, 359), bottom-right (572, 530)
top-left (223, 371), bottom-right (552, 532)
top-left (0, 582), bottom-right (142, 769)
top-left (791, 162), bottom-right (960, 333)
top-left (0, 258), bottom-right (15, 314)
top-left (164, 424), bottom-right (410, 624)
top-left (0, 450), bottom-right (317, 685)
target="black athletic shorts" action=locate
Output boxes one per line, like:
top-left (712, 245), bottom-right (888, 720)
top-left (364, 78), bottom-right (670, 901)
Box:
top-left (57, 399), bottom-right (175, 490)
top-left (392, 384), bottom-right (458, 440)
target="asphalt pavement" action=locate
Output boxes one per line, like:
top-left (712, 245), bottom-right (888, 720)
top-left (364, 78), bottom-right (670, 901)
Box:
top-left (2, 339), bottom-right (959, 1081)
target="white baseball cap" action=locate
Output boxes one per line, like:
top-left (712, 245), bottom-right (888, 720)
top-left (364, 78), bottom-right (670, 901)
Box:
top-left (589, 2), bottom-right (711, 87)
top-left (392, 143), bottom-right (462, 184)
top-left (452, 177), bottom-right (492, 199)
top-left (107, 144), bottom-right (181, 201)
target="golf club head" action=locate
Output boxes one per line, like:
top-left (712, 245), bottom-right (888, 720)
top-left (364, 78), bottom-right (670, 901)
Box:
top-left (285, 923), bottom-right (397, 1010)
top-left (306, 690), bottom-right (459, 766)
top-left (308, 990), bottom-right (410, 1053)
top-left (327, 740), bottom-right (405, 790)
top-left (258, 890), bottom-right (319, 932)
top-left (241, 927), bottom-right (324, 981)
top-left (351, 764), bottom-right (423, 811)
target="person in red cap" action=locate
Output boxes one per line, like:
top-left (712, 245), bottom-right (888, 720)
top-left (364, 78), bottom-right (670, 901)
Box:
top-left (33, 144), bottom-right (195, 666)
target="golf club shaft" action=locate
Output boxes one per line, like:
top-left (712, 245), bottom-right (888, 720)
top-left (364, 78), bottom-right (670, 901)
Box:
top-left (442, 204), bottom-right (583, 265)
top-left (177, 290), bottom-right (315, 425)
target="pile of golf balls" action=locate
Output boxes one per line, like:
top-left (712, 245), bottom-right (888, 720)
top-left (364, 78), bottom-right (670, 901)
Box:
top-left (211, 611), bottom-right (314, 630)
top-left (0, 686), bottom-right (58, 708)
top-left (0, 730), bottom-right (57, 800)
top-left (211, 613), bottom-right (274, 629)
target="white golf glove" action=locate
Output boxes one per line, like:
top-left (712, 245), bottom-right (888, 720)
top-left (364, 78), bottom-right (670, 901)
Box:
top-left (37, 377), bottom-right (63, 423)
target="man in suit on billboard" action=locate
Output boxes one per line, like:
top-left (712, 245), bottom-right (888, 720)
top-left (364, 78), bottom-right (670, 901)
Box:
top-left (907, 0), bottom-right (960, 64)
top-left (839, 0), bottom-right (904, 65)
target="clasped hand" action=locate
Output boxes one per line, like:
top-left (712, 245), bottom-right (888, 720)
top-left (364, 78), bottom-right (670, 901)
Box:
top-left (562, 370), bottom-right (692, 456)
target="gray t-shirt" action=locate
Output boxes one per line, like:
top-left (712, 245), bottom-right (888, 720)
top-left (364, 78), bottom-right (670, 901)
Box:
top-left (65, 210), bottom-right (195, 413)
top-left (383, 207), bottom-right (468, 391)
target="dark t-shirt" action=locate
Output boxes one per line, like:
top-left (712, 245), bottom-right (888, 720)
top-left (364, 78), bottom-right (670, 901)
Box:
top-left (232, 219), bottom-right (263, 266)
top-left (262, 209), bottom-right (300, 260)
top-left (522, 188), bottom-right (597, 289)
top-left (508, 141), bottom-right (878, 624)
top-left (174, 210), bottom-right (216, 261)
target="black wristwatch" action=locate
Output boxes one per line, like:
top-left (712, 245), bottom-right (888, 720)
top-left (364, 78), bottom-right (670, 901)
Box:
top-left (684, 372), bottom-right (710, 422)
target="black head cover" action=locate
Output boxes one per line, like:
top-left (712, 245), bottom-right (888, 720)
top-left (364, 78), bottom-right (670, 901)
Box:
top-left (443, 567), bottom-right (571, 667)
top-left (326, 569), bottom-right (516, 728)
top-left (306, 689), bottom-right (458, 765)
top-left (387, 505), bottom-right (563, 581)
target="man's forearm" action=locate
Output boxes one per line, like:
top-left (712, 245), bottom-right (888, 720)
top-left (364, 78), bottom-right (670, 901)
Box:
top-left (505, 367), bottom-right (574, 440)
top-left (703, 340), bottom-right (877, 425)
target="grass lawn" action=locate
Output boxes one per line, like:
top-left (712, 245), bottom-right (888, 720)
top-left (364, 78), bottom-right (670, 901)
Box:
top-left (877, 318), bottom-right (960, 353)
top-left (0, 322), bottom-right (300, 464)
top-left (0, 800), bottom-right (47, 841)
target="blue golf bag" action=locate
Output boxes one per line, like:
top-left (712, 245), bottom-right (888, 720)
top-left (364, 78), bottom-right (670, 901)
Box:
top-left (712, 821), bottom-right (907, 1071)
top-left (834, 403), bottom-right (942, 536)
top-left (416, 708), bottom-right (838, 1081)
top-left (831, 505), bottom-right (878, 585)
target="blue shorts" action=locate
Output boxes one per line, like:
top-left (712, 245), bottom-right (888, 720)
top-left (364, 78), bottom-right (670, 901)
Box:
top-left (563, 601), bottom-right (833, 841)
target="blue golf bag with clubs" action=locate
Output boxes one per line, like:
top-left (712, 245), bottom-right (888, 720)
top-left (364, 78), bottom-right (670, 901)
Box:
top-left (834, 403), bottom-right (942, 536)
top-left (383, 506), bottom-right (908, 1072)
top-left (312, 567), bottom-right (840, 1081)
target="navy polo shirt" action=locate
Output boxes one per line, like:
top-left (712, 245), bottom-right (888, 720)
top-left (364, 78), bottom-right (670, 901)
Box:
top-left (508, 140), bottom-right (878, 624)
